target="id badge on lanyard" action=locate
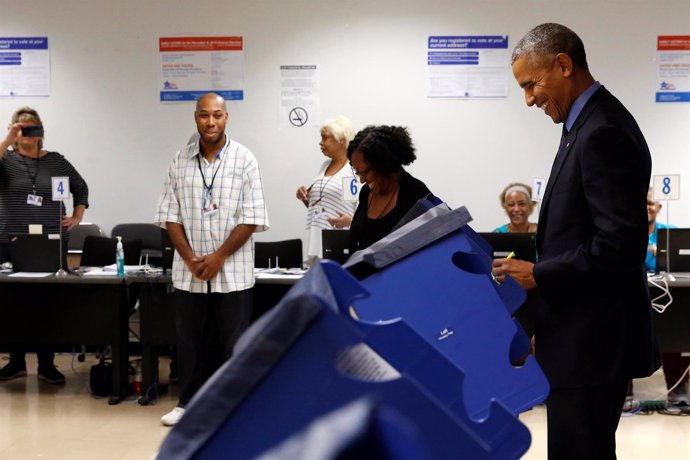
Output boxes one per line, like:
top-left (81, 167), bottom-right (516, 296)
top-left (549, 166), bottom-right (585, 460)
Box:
top-left (203, 188), bottom-right (219, 217)
top-left (27, 194), bottom-right (43, 206)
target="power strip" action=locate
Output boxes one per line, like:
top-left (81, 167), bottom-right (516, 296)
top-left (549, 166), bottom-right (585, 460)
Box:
top-left (639, 400), bottom-right (667, 411)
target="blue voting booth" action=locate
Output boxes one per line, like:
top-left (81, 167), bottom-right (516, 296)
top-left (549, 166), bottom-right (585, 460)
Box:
top-left (158, 204), bottom-right (549, 460)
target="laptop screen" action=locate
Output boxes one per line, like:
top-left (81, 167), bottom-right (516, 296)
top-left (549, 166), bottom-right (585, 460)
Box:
top-left (9, 234), bottom-right (63, 272)
top-left (321, 229), bottom-right (351, 265)
top-left (656, 228), bottom-right (690, 273)
top-left (476, 232), bottom-right (537, 264)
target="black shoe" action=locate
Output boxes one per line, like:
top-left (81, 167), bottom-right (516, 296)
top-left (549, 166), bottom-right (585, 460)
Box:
top-left (0, 361), bottom-right (27, 381)
top-left (37, 365), bottom-right (66, 384)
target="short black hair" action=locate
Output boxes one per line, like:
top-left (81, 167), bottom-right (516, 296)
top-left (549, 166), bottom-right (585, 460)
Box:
top-left (347, 125), bottom-right (417, 175)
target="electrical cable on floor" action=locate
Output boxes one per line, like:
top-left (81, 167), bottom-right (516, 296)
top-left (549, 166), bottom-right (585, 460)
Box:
top-left (650, 364), bottom-right (690, 402)
top-left (70, 348), bottom-right (101, 399)
top-left (622, 365), bottom-right (690, 417)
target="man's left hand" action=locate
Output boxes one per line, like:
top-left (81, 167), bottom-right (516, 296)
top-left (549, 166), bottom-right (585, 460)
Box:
top-left (491, 257), bottom-right (537, 290)
top-left (194, 251), bottom-right (225, 280)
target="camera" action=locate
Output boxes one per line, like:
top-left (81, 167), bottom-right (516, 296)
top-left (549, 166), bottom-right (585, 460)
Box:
top-left (21, 125), bottom-right (44, 137)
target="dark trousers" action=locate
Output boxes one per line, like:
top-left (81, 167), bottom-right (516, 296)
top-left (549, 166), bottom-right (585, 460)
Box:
top-left (546, 383), bottom-right (628, 460)
top-left (5, 348), bottom-right (55, 370)
top-left (175, 287), bottom-right (253, 407)
top-left (662, 352), bottom-right (690, 389)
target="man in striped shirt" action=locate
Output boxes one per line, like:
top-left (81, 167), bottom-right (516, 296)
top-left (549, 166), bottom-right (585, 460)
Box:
top-left (155, 93), bottom-right (269, 426)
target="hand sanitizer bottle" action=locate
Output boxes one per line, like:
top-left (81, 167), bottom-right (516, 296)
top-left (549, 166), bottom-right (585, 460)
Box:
top-left (116, 236), bottom-right (125, 278)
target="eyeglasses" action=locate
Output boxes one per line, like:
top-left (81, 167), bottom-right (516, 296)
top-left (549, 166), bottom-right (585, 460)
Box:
top-left (352, 165), bottom-right (371, 178)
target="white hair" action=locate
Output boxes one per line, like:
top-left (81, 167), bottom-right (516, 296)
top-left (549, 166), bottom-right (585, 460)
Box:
top-left (321, 116), bottom-right (355, 148)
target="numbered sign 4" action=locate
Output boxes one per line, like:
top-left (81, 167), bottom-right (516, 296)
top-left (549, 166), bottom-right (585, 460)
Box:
top-left (51, 176), bottom-right (71, 201)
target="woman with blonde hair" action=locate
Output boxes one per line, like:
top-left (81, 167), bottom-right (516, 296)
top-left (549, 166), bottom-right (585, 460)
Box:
top-left (0, 107), bottom-right (89, 384)
top-left (296, 116), bottom-right (357, 266)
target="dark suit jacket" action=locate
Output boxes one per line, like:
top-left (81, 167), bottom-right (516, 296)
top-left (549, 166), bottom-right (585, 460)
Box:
top-left (533, 86), bottom-right (660, 389)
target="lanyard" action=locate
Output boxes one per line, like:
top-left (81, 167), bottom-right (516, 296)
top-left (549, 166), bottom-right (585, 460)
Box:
top-left (196, 143), bottom-right (227, 199)
top-left (20, 153), bottom-right (40, 194)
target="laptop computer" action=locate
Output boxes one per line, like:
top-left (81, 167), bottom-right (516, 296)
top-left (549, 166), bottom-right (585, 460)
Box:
top-left (476, 232), bottom-right (538, 264)
top-left (9, 234), bottom-right (63, 272)
top-left (656, 228), bottom-right (690, 273)
top-left (322, 229), bottom-right (351, 265)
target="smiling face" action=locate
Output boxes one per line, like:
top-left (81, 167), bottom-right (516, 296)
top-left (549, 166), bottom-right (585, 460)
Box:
top-left (647, 192), bottom-right (661, 225)
top-left (194, 94), bottom-right (228, 145)
top-left (350, 150), bottom-right (378, 190)
top-left (503, 191), bottom-right (534, 227)
top-left (512, 53), bottom-right (573, 124)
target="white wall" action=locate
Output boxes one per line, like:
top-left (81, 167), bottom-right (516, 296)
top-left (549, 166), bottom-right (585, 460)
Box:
top-left (1, 0), bottom-right (688, 240)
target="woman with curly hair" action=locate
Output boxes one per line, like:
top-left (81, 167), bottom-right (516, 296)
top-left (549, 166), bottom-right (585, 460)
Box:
top-left (347, 125), bottom-right (431, 252)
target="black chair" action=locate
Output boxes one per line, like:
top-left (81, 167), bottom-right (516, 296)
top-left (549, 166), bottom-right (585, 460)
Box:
top-left (80, 236), bottom-right (142, 267)
top-left (67, 223), bottom-right (103, 254)
top-left (254, 239), bottom-right (303, 269)
top-left (111, 223), bottom-right (162, 265)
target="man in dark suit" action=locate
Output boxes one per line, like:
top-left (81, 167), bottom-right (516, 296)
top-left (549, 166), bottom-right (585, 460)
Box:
top-left (492, 23), bottom-right (660, 460)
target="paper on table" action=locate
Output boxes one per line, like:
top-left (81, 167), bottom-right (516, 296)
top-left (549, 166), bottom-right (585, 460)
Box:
top-left (82, 264), bottom-right (148, 275)
top-left (8, 272), bottom-right (53, 277)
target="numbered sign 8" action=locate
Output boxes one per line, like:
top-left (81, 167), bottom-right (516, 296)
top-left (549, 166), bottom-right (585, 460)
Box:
top-left (51, 176), bottom-right (71, 201)
top-left (652, 175), bottom-right (680, 201)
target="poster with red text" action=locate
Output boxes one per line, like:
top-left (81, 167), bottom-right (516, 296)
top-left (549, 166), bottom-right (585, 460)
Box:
top-left (159, 36), bottom-right (244, 102)
top-left (657, 35), bottom-right (690, 103)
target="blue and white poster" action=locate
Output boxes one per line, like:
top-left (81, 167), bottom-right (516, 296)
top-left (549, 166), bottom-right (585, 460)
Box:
top-left (426, 35), bottom-right (509, 99)
top-left (0, 37), bottom-right (50, 97)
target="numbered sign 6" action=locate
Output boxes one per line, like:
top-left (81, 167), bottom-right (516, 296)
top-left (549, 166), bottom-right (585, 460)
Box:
top-left (342, 177), bottom-right (360, 202)
top-left (51, 176), bottom-right (71, 201)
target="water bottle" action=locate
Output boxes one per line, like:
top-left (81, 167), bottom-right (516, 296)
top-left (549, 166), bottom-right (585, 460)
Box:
top-left (116, 236), bottom-right (125, 278)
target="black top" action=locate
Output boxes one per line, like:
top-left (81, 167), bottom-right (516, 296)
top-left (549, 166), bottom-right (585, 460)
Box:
top-left (349, 170), bottom-right (431, 253)
top-left (0, 150), bottom-right (89, 243)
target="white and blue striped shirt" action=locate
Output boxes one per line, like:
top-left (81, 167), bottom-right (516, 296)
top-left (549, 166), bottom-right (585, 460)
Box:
top-left (155, 135), bottom-right (269, 293)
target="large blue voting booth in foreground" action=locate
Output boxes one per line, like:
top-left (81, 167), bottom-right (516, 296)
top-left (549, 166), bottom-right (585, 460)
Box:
top-left (158, 204), bottom-right (549, 460)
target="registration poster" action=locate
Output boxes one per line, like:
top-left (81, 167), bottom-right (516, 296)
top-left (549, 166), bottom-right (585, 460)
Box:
top-left (656, 35), bottom-right (690, 103)
top-left (427, 35), bottom-right (509, 99)
top-left (159, 36), bottom-right (244, 102)
top-left (279, 65), bottom-right (320, 128)
top-left (0, 37), bottom-right (50, 97)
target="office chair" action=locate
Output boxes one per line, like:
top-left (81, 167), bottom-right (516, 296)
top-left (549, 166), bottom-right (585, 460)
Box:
top-left (254, 239), bottom-right (303, 269)
top-left (80, 236), bottom-right (142, 267)
top-left (111, 223), bottom-right (162, 266)
top-left (68, 223), bottom-right (104, 253)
